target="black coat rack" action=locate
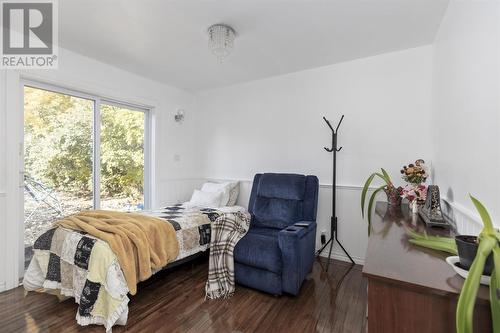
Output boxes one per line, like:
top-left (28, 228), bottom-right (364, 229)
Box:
top-left (316, 115), bottom-right (355, 270)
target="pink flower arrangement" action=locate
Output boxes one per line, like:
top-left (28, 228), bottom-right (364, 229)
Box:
top-left (401, 183), bottom-right (427, 204)
top-left (400, 159), bottom-right (428, 185)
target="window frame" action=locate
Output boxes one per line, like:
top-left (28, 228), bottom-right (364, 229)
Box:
top-left (21, 80), bottom-right (152, 210)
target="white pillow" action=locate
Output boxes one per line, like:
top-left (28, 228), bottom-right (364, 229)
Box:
top-left (189, 189), bottom-right (223, 208)
top-left (201, 182), bottom-right (231, 206)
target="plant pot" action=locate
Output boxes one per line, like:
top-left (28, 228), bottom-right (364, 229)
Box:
top-left (455, 235), bottom-right (494, 275)
top-left (384, 186), bottom-right (402, 206)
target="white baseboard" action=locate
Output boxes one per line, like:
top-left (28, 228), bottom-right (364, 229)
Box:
top-left (0, 281), bottom-right (6, 293)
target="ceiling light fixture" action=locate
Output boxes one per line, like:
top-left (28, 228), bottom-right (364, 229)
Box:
top-left (207, 24), bottom-right (236, 62)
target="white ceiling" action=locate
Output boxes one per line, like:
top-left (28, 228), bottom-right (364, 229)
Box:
top-left (59, 0), bottom-right (449, 91)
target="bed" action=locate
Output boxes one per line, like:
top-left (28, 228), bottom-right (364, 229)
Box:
top-left (23, 202), bottom-right (247, 331)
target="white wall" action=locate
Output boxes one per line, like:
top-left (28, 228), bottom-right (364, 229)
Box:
top-left (432, 0), bottom-right (500, 229)
top-left (0, 46), bottom-right (196, 291)
top-left (194, 46), bottom-right (434, 263)
top-left (2, 0), bottom-right (496, 291)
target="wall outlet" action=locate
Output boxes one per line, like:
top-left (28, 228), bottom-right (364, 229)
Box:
top-left (320, 231), bottom-right (326, 245)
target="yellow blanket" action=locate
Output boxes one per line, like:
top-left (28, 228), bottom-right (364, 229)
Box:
top-left (55, 210), bottom-right (179, 295)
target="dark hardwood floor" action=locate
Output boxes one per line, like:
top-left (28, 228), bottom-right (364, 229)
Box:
top-left (0, 257), bottom-right (367, 333)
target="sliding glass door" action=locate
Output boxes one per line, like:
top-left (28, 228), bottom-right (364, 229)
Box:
top-left (100, 103), bottom-right (146, 211)
top-left (24, 86), bottom-right (95, 246)
top-left (23, 84), bottom-right (149, 250)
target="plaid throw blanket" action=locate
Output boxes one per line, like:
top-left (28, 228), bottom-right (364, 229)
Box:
top-left (205, 211), bottom-right (250, 299)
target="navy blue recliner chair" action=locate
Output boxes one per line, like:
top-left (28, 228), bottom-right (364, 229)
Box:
top-left (234, 173), bottom-right (319, 295)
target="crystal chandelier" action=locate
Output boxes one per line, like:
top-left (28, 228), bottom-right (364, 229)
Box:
top-left (207, 24), bottom-right (236, 62)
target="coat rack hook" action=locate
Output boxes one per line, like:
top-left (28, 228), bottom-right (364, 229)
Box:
top-left (323, 116), bottom-right (334, 131)
top-left (335, 115), bottom-right (344, 133)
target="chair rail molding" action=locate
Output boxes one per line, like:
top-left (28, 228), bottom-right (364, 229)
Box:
top-left (206, 177), bottom-right (375, 191)
top-left (158, 177), bottom-right (486, 265)
top-left (441, 197), bottom-right (483, 235)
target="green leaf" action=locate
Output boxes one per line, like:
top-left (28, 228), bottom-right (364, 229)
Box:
top-left (491, 245), bottom-right (500, 332)
top-left (406, 228), bottom-right (428, 239)
top-left (408, 239), bottom-right (458, 255)
top-left (380, 168), bottom-right (392, 185)
top-left (406, 229), bottom-right (456, 245)
top-left (374, 172), bottom-right (388, 183)
top-left (361, 169), bottom-right (394, 235)
top-left (406, 229), bottom-right (457, 254)
top-left (361, 173), bottom-right (376, 218)
top-left (470, 195), bottom-right (494, 233)
top-left (367, 185), bottom-right (385, 236)
top-left (456, 236), bottom-right (497, 333)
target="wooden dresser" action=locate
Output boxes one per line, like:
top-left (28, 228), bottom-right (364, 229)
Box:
top-left (362, 202), bottom-right (492, 333)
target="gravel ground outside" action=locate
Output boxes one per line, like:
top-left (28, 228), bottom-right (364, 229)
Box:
top-left (24, 191), bottom-right (140, 246)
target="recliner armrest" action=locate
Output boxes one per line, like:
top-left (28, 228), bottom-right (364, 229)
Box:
top-left (278, 221), bottom-right (317, 295)
top-left (279, 221), bottom-right (316, 240)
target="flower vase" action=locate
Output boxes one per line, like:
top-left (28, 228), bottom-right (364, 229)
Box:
top-left (409, 200), bottom-right (419, 214)
top-left (384, 186), bottom-right (402, 206)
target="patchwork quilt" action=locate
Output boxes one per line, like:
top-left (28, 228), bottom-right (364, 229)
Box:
top-left (24, 205), bottom-right (241, 332)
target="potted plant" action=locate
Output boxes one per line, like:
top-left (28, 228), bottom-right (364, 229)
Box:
top-left (361, 168), bottom-right (402, 235)
top-left (407, 195), bottom-right (500, 333)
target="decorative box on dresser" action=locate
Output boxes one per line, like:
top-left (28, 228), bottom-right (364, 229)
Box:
top-left (362, 202), bottom-right (492, 333)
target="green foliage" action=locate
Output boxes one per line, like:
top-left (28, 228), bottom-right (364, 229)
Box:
top-left (406, 229), bottom-right (458, 255)
top-left (407, 195), bottom-right (500, 333)
top-left (24, 87), bottom-right (144, 201)
top-left (470, 195), bottom-right (494, 233)
top-left (491, 246), bottom-right (500, 332)
top-left (456, 235), bottom-right (497, 333)
top-left (360, 168), bottom-right (393, 236)
top-left (456, 195), bottom-right (500, 333)
top-left (100, 105), bottom-right (144, 199)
